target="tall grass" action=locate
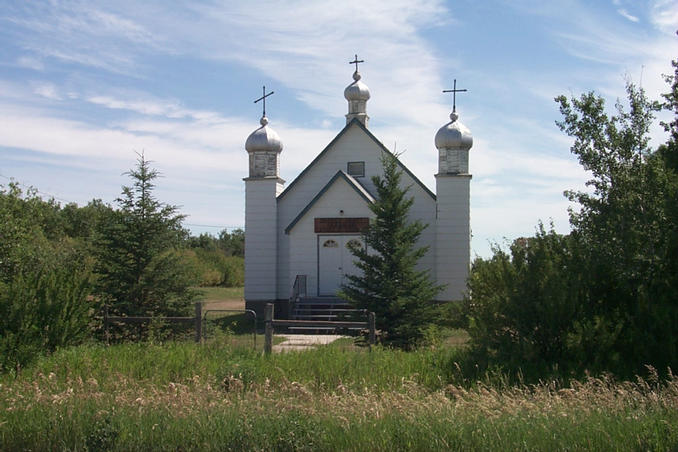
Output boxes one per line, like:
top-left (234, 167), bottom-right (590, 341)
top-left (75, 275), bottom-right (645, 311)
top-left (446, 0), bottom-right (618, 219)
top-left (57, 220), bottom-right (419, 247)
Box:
top-left (7, 341), bottom-right (463, 392)
top-left (2, 341), bottom-right (677, 450)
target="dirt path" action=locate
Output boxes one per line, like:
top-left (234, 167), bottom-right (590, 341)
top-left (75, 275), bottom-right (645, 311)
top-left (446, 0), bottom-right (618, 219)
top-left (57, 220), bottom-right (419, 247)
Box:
top-left (272, 334), bottom-right (344, 353)
top-left (202, 299), bottom-right (244, 310)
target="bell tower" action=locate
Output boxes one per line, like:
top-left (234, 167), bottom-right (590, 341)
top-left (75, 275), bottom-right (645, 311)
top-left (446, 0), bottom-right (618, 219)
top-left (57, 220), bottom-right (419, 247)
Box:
top-left (243, 86), bottom-right (284, 303)
top-left (434, 80), bottom-right (473, 301)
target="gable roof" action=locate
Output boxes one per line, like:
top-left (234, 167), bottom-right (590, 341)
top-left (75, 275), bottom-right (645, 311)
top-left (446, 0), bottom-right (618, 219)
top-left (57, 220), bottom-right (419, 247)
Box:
top-left (284, 170), bottom-right (375, 234)
top-left (277, 118), bottom-right (436, 201)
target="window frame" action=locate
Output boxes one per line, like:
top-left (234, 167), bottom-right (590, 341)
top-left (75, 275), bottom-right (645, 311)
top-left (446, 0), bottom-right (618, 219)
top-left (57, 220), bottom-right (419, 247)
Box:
top-left (346, 161), bottom-right (365, 178)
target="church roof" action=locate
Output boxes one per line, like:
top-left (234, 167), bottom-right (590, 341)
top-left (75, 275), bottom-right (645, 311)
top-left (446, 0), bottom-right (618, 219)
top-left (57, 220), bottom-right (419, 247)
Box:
top-left (284, 170), bottom-right (375, 234)
top-left (277, 117), bottom-right (436, 202)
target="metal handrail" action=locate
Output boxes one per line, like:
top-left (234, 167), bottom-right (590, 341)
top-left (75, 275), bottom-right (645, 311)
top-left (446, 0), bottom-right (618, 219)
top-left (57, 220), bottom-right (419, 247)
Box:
top-left (289, 274), bottom-right (307, 317)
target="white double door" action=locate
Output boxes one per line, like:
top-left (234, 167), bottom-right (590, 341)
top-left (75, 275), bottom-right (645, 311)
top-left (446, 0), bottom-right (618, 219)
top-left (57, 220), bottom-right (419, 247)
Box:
top-left (318, 235), bottom-right (362, 296)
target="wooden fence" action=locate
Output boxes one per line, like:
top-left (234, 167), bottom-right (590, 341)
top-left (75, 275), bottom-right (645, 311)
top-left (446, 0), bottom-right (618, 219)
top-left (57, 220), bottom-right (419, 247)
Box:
top-left (263, 303), bottom-right (376, 354)
top-left (103, 302), bottom-right (204, 343)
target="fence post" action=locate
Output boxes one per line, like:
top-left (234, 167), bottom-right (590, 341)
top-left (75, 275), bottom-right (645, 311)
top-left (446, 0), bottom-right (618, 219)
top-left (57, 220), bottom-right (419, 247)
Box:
top-left (264, 303), bottom-right (274, 355)
top-left (368, 311), bottom-right (376, 347)
top-left (195, 302), bottom-right (202, 343)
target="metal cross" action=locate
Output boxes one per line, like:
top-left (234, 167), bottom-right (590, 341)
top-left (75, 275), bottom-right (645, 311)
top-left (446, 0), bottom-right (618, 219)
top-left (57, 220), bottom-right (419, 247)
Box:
top-left (443, 79), bottom-right (467, 113)
top-left (254, 85), bottom-right (274, 117)
top-left (349, 54), bottom-right (364, 72)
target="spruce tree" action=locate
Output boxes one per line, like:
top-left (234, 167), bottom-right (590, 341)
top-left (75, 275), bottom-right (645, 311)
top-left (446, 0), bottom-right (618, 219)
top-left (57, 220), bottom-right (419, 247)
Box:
top-left (341, 153), bottom-right (442, 348)
top-left (94, 154), bottom-right (197, 317)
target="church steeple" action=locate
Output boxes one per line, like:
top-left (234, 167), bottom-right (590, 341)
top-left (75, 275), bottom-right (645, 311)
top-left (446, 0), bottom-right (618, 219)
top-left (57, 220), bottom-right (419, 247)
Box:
top-left (344, 54), bottom-right (370, 127)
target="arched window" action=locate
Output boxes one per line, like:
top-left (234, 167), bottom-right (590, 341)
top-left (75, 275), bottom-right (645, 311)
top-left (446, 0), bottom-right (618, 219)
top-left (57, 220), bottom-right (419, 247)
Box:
top-left (323, 239), bottom-right (339, 248)
top-left (346, 239), bottom-right (362, 249)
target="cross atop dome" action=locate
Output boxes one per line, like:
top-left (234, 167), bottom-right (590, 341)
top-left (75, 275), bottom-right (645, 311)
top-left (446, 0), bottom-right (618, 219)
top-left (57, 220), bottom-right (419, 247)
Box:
top-left (254, 85), bottom-right (274, 119)
top-left (349, 54), bottom-right (364, 74)
top-left (443, 79), bottom-right (467, 116)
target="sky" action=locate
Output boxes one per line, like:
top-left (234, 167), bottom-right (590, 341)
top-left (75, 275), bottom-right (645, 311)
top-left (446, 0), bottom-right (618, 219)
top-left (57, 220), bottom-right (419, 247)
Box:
top-left (0, 0), bottom-right (676, 258)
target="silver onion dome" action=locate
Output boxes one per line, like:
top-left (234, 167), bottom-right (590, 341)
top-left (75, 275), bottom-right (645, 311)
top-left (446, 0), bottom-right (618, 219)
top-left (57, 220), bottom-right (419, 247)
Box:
top-left (245, 116), bottom-right (283, 153)
top-left (344, 71), bottom-right (371, 102)
top-left (435, 112), bottom-right (473, 150)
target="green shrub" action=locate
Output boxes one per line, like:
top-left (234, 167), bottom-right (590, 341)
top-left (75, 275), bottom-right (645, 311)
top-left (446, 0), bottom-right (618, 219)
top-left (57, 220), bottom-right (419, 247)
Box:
top-left (191, 249), bottom-right (243, 287)
top-left (0, 252), bottom-right (94, 372)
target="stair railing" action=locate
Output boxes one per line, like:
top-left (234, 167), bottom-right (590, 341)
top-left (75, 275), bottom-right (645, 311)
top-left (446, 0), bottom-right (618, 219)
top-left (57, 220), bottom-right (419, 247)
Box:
top-left (289, 274), bottom-right (307, 318)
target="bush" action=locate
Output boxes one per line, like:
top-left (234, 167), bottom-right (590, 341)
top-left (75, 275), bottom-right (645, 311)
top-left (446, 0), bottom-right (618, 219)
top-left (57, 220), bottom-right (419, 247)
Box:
top-left (462, 224), bottom-right (587, 376)
top-left (0, 251), bottom-right (94, 372)
top-left (191, 249), bottom-right (243, 287)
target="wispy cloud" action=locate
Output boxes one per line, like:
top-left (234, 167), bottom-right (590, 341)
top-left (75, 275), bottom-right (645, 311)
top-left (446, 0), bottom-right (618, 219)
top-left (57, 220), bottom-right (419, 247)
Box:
top-left (16, 56), bottom-right (44, 71)
top-left (86, 95), bottom-right (221, 122)
top-left (650, 0), bottom-right (678, 33)
top-left (2, 1), bottom-right (164, 76)
top-left (617, 8), bottom-right (639, 22)
top-left (2, 1), bottom-right (453, 127)
top-left (31, 82), bottom-right (62, 101)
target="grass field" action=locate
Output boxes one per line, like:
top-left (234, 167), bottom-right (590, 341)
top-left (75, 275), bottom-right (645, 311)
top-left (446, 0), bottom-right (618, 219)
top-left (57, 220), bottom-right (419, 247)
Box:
top-left (2, 339), bottom-right (677, 450)
top-left (1, 285), bottom-right (674, 450)
top-left (196, 286), bottom-right (244, 310)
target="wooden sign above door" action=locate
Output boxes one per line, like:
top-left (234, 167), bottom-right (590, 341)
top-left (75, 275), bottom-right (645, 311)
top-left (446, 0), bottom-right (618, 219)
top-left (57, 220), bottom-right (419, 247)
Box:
top-left (314, 217), bottom-right (369, 233)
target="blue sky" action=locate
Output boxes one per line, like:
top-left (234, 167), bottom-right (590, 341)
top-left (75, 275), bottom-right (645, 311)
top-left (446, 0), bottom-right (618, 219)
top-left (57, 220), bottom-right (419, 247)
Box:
top-left (0, 0), bottom-right (676, 257)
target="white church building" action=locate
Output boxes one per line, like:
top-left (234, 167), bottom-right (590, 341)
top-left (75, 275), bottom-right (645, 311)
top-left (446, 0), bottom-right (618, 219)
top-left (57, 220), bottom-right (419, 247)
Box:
top-left (243, 64), bottom-right (473, 318)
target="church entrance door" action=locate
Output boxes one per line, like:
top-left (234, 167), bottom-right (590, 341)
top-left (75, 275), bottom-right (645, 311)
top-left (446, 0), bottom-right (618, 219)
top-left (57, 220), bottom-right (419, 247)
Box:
top-left (318, 235), bottom-right (362, 296)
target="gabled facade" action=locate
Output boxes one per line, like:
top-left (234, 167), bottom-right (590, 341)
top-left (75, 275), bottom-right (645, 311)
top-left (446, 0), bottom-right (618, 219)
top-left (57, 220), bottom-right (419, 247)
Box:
top-left (243, 67), bottom-right (473, 317)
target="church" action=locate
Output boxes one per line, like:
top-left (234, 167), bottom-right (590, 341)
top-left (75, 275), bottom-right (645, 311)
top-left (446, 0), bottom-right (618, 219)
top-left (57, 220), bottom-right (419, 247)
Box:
top-left (243, 60), bottom-right (473, 318)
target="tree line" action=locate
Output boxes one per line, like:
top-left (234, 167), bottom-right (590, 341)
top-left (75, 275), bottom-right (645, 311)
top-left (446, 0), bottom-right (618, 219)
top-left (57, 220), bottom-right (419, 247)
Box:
top-left (0, 155), bottom-right (243, 370)
top-left (459, 59), bottom-right (678, 379)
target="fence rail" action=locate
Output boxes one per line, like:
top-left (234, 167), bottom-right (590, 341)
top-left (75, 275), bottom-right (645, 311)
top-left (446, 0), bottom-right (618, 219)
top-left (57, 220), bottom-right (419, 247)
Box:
top-left (103, 302), bottom-right (204, 343)
top-left (263, 303), bottom-right (375, 354)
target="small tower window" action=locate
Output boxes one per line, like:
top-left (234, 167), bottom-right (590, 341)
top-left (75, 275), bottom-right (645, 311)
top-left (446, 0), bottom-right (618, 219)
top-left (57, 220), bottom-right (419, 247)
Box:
top-left (347, 161), bottom-right (365, 177)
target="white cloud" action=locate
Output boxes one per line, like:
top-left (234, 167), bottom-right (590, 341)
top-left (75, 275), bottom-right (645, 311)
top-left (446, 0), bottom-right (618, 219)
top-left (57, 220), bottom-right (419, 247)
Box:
top-left (3, 1), bottom-right (453, 127)
top-left (32, 82), bottom-right (62, 100)
top-left (87, 95), bottom-right (221, 122)
top-left (650, 0), bottom-right (678, 33)
top-left (16, 56), bottom-right (44, 71)
top-left (617, 8), bottom-right (639, 22)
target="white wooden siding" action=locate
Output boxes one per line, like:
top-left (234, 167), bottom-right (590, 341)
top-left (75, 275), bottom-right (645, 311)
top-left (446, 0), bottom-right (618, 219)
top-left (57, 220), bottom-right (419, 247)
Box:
top-left (287, 177), bottom-right (374, 297)
top-left (276, 123), bottom-right (437, 299)
top-left (244, 178), bottom-right (282, 301)
top-left (435, 174), bottom-right (471, 301)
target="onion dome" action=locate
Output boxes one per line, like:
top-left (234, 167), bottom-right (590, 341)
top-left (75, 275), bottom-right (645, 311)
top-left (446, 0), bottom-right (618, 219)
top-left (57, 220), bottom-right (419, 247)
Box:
top-left (435, 112), bottom-right (473, 151)
top-left (344, 71), bottom-right (370, 126)
top-left (245, 116), bottom-right (283, 153)
top-left (344, 71), bottom-right (371, 102)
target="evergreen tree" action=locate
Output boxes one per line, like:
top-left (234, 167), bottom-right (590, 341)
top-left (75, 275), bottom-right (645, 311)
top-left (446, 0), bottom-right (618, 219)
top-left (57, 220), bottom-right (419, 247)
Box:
top-left (341, 153), bottom-right (442, 348)
top-left (94, 154), bottom-right (197, 317)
